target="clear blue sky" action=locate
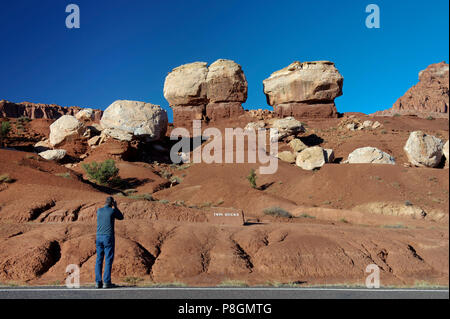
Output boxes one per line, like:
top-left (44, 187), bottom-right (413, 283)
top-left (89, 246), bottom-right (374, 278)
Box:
top-left (0, 0), bottom-right (448, 122)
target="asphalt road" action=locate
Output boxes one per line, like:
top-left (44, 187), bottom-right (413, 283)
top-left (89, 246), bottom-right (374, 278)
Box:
top-left (0, 287), bottom-right (448, 299)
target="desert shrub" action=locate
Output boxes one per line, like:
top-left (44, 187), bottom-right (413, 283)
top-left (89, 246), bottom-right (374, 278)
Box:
top-left (55, 172), bottom-right (71, 179)
top-left (0, 121), bottom-right (11, 145)
top-left (127, 193), bottom-right (154, 201)
top-left (299, 213), bottom-right (315, 219)
top-left (160, 169), bottom-right (172, 179)
top-left (393, 113), bottom-right (401, 117)
top-left (18, 116), bottom-right (31, 123)
top-left (123, 277), bottom-right (143, 286)
top-left (382, 224), bottom-right (407, 229)
top-left (0, 174), bottom-right (14, 184)
top-left (426, 116), bottom-right (434, 120)
top-left (218, 280), bottom-right (248, 287)
top-left (246, 168), bottom-right (257, 189)
top-left (263, 207), bottom-right (292, 218)
top-left (82, 159), bottom-right (119, 185)
top-left (171, 176), bottom-right (183, 184)
top-left (199, 202), bottom-right (213, 208)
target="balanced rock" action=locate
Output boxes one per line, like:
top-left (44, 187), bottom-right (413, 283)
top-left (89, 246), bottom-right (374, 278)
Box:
top-left (276, 151), bottom-right (296, 163)
top-left (49, 115), bottom-right (85, 146)
top-left (100, 100), bottom-right (168, 142)
top-left (263, 61), bottom-right (343, 118)
top-left (296, 146), bottom-right (326, 170)
top-left (346, 147), bottom-right (395, 165)
top-left (38, 149), bottom-right (67, 161)
top-left (403, 131), bottom-right (444, 167)
top-left (164, 59), bottom-right (247, 127)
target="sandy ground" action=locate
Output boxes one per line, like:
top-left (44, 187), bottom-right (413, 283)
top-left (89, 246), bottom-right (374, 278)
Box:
top-left (0, 114), bottom-right (448, 287)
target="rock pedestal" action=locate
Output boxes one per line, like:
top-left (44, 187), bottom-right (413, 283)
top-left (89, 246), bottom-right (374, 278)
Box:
top-left (164, 59), bottom-right (247, 127)
top-left (263, 61), bottom-right (343, 119)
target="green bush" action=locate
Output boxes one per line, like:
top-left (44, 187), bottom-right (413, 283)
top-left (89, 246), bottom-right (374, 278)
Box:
top-left (82, 159), bottom-right (119, 185)
top-left (263, 207), bottom-right (292, 218)
top-left (0, 174), bottom-right (14, 184)
top-left (18, 116), bottom-right (31, 123)
top-left (247, 168), bottom-right (257, 189)
top-left (0, 121), bottom-right (11, 146)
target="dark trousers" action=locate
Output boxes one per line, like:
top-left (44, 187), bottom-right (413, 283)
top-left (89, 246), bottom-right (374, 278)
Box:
top-left (95, 234), bottom-right (115, 284)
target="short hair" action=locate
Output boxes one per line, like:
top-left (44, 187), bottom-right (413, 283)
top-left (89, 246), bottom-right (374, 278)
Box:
top-left (105, 196), bottom-right (114, 206)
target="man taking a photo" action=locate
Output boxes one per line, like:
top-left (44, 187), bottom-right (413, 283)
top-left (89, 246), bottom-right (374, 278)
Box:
top-left (95, 196), bottom-right (124, 289)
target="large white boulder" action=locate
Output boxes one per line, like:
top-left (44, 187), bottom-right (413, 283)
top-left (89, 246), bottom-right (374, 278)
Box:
top-left (346, 147), bottom-right (395, 164)
top-left (288, 138), bottom-right (308, 153)
top-left (38, 149), bottom-right (67, 161)
top-left (276, 151), bottom-right (297, 164)
top-left (49, 115), bottom-right (85, 146)
top-left (100, 100), bottom-right (168, 142)
top-left (403, 131), bottom-right (444, 167)
top-left (163, 62), bottom-right (209, 106)
top-left (295, 146), bottom-right (326, 170)
top-left (444, 140), bottom-right (449, 166)
top-left (270, 117), bottom-right (305, 141)
top-left (263, 61), bottom-right (343, 105)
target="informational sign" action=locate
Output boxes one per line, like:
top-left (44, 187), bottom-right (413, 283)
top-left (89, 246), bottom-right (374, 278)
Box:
top-left (207, 207), bottom-right (245, 226)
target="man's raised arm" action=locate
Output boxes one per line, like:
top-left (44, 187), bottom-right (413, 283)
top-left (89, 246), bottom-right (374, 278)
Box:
top-left (113, 201), bottom-right (124, 220)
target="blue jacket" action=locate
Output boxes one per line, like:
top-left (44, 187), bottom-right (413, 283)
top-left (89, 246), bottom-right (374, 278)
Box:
top-left (96, 205), bottom-right (124, 236)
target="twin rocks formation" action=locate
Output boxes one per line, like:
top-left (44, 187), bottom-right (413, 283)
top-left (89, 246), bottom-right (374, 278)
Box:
top-left (163, 59), bottom-right (248, 127)
top-left (164, 59), bottom-right (344, 126)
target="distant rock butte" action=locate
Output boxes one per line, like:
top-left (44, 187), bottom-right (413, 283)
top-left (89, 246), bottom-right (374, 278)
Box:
top-left (0, 100), bottom-right (103, 121)
top-left (372, 62), bottom-right (449, 118)
top-left (263, 61), bottom-right (343, 119)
